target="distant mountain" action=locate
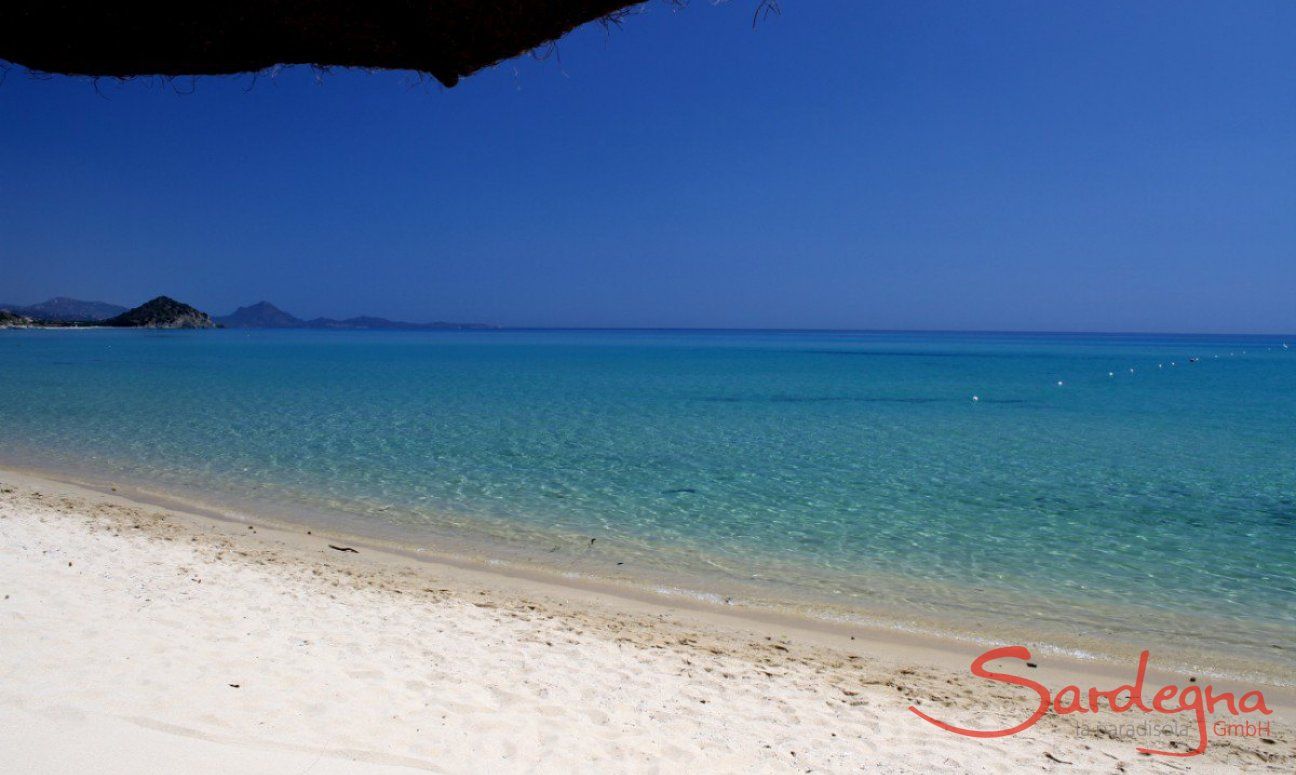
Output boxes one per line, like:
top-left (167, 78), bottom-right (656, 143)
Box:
top-left (105, 296), bottom-right (215, 329)
top-left (0, 296), bottom-right (126, 322)
top-left (4, 295), bottom-right (493, 331)
top-left (214, 301), bottom-right (303, 328)
top-left (215, 300), bottom-right (495, 330)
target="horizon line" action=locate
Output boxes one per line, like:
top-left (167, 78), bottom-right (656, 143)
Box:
top-left (491, 326), bottom-right (1296, 338)
top-left (7, 299), bottom-right (1293, 338)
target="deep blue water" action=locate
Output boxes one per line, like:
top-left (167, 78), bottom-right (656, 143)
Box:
top-left (2, 329), bottom-right (1293, 678)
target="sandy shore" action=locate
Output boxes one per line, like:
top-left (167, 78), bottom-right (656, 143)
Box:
top-left (1, 469), bottom-right (1290, 773)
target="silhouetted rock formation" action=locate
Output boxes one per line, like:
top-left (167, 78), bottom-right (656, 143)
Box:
top-left (0, 310), bottom-right (35, 328)
top-left (0, 1), bottom-right (641, 88)
top-left (105, 296), bottom-right (215, 329)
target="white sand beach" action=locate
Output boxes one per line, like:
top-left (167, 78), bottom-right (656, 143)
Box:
top-left (1, 469), bottom-right (1290, 773)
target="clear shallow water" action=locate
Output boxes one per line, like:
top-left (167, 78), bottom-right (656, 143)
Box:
top-left (2, 329), bottom-right (1294, 678)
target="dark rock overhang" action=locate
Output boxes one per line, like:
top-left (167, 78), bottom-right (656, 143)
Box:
top-left (0, 1), bottom-right (645, 88)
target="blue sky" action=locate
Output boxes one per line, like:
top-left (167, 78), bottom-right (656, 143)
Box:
top-left (2, 1), bottom-right (1293, 331)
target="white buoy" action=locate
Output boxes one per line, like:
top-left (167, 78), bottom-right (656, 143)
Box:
top-left (972, 395), bottom-right (980, 402)
top-left (1108, 372), bottom-right (1115, 377)
top-left (1057, 380), bottom-right (1064, 386)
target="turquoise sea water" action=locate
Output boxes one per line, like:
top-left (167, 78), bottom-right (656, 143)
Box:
top-left (2, 329), bottom-right (1293, 679)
